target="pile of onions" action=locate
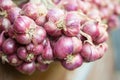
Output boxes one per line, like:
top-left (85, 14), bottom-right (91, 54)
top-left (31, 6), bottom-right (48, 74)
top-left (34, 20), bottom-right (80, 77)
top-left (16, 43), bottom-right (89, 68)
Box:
top-left (0, 0), bottom-right (119, 75)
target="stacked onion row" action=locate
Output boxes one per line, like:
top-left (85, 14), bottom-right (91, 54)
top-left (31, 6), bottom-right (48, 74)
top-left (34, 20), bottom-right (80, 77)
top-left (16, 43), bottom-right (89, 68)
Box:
top-left (0, 0), bottom-right (118, 75)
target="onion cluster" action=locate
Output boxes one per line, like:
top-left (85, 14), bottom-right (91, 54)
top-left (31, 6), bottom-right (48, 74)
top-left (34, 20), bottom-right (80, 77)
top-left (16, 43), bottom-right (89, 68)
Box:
top-left (0, 0), bottom-right (119, 75)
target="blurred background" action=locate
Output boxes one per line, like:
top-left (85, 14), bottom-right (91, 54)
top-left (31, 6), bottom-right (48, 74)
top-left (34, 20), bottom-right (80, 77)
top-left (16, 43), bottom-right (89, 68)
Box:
top-left (110, 28), bottom-right (120, 80)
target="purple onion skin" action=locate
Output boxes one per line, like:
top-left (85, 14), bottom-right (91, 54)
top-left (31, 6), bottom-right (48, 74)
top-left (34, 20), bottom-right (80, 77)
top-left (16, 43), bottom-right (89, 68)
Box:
top-left (44, 21), bottom-right (62, 37)
top-left (15, 33), bottom-right (31, 45)
top-left (17, 46), bottom-right (35, 62)
top-left (54, 36), bottom-right (82, 59)
top-left (0, 31), bottom-right (5, 47)
top-left (7, 7), bottom-right (21, 23)
top-left (36, 63), bottom-right (49, 72)
top-left (2, 38), bottom-right (17, 55)
top-left (94, 27), bottom-right (108, 44)
top-left (0, 0), bottom-right (16, 10)
top-left (47, 8), bottom-right (64, 22)
top-left (7, 54), bottom-right (23, 66)
top-left (63, 12), bottom-right (81, 37)
top-left (54, 36), bottom-right (73, 59)
top-left (17, 47), bottom-right (27, 60)
top-left (72, 37), bottom-right (82, 53)
top-left (82, 21), bottom-right (100, 40)
top-left (21, 2), bottom-right (38, 20)
top-left (13, 16), bottom-right (34, 34)
top-left (0, 18), bottom-right (11, 32)
top-left (35, 16), bottom-right (46, 26)
top-left (61, 54), bottom-right (83, 70)
top-left (81, 42), bottom-right (105, 62)
top-left (32, 26), bottom-right (46, 45)
top-left (107, 15), bottom-right (119, 30)
top-left (26, 43), bottom-right (43, 55)
top-left (63, 0), bottom-right (78, 11)
top-left (8, 25), bottom-right (15, 38)
top-left (42, 39), bottom-right (53, 60)
top-left (16, 62), bottom-right (36, 75)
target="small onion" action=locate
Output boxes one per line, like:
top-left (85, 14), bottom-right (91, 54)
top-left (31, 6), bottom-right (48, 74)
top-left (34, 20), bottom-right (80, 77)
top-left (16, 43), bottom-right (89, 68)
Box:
top-left (13, 16), bottom-right (34, 34)
top-left (26, 43), bottom-right (43, 55)
top-left (35, 16), bottom-right (46, 26)
top-left (21, 2), bottom-right (39, 20)
top-left (2, 38), bottom-right (17, 55)
top-left (54, 36), bottom-right (82, 59)
top-left (7, 54), bottom-right (23, 66)
top-left (63, 0), bottom-right (79, 11)
top-left (94, 26), bottom-right (108, 44)
top-left (17, 47), bottom-right (35, 62)
top-left (15, 33), bottom-right (31, 45)
top-left (61, 54), bottom-right (83, 70)
top-left (0, 0), bottom-right (16, 10)
top-left (63, 12), bottom-right (81, 36)
top-left (44, 21), bottom-right (62, 37)
top-left (47, 8), bottom-right (64, 22)
top-left (82, 20), bottom-right (100, 40)
top-left (42, 38), bottom-right (53, 60)
top-left (32, 26), bottom-right (46, 45)
top-left (7, 7), bottom-right (21, 23)
top-left (81, 42), bottom-right (104, 62)
top-left (16, 62), bottom-right (36, 75)
top-left (36, 63), bottom-right (49, 72)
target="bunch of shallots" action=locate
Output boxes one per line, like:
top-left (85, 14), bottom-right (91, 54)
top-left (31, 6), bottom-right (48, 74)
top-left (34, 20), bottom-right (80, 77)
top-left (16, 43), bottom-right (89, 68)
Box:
top-left (0, 0), bottom-right (119, 75)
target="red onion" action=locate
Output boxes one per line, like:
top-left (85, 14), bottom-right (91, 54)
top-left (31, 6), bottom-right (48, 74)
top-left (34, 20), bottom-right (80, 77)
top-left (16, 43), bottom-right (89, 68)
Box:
top-left (47, 8), bottom-right (64, 22)
top-left (36, 63), bottom-right (49, 72)
top-left (0, 18), bottom-right (11, 32)
top-left (61, 54), bottom-right (83, 70)
top-left (81, 41), bottom-right (104, 62)
top-left (7, 54), bottom-right (22, 66)
top-left (62, 0), bottom-right (79, 11)
top-left (35, 16), bottom-right (46, 26)
top-left (54, 36), bottom-right (82, 59)
top-left (15, 33), bottom-right (31, 45)
top-left (21, 2), bottom-right (39, 20)
top-left (0, 0), bottom-right (16, 10)
top-left (8, 25), bottom-right (15, 38)
top-left (63, 12), bottom-right (81, 36)
top-left (0, 31), bottom-right (5, 47)
top-left (32, 26), bottom-right (46, 45)
top-left (44, 21), bottom-right (62, 37)
top-left (16, 62), bottom-right (36, 75)
top-left (94, 25), bottom-right (108, 44)
top-left (13, 16), bottom-right (34, 34)
top-left (42, 38), bottom-right (53, 60)
top-left (17, 47), bottom-right (35, 62)
top-left (107, 15), bottom-right (119, 30)
top-left (2, 38), bottom-right (17, 55)
top-left (7, 7), bottom-right (21, 23)
top-left (26, 43), bottom-right (43, 55)
top-left (82, 20), bottom-right (100, 40)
